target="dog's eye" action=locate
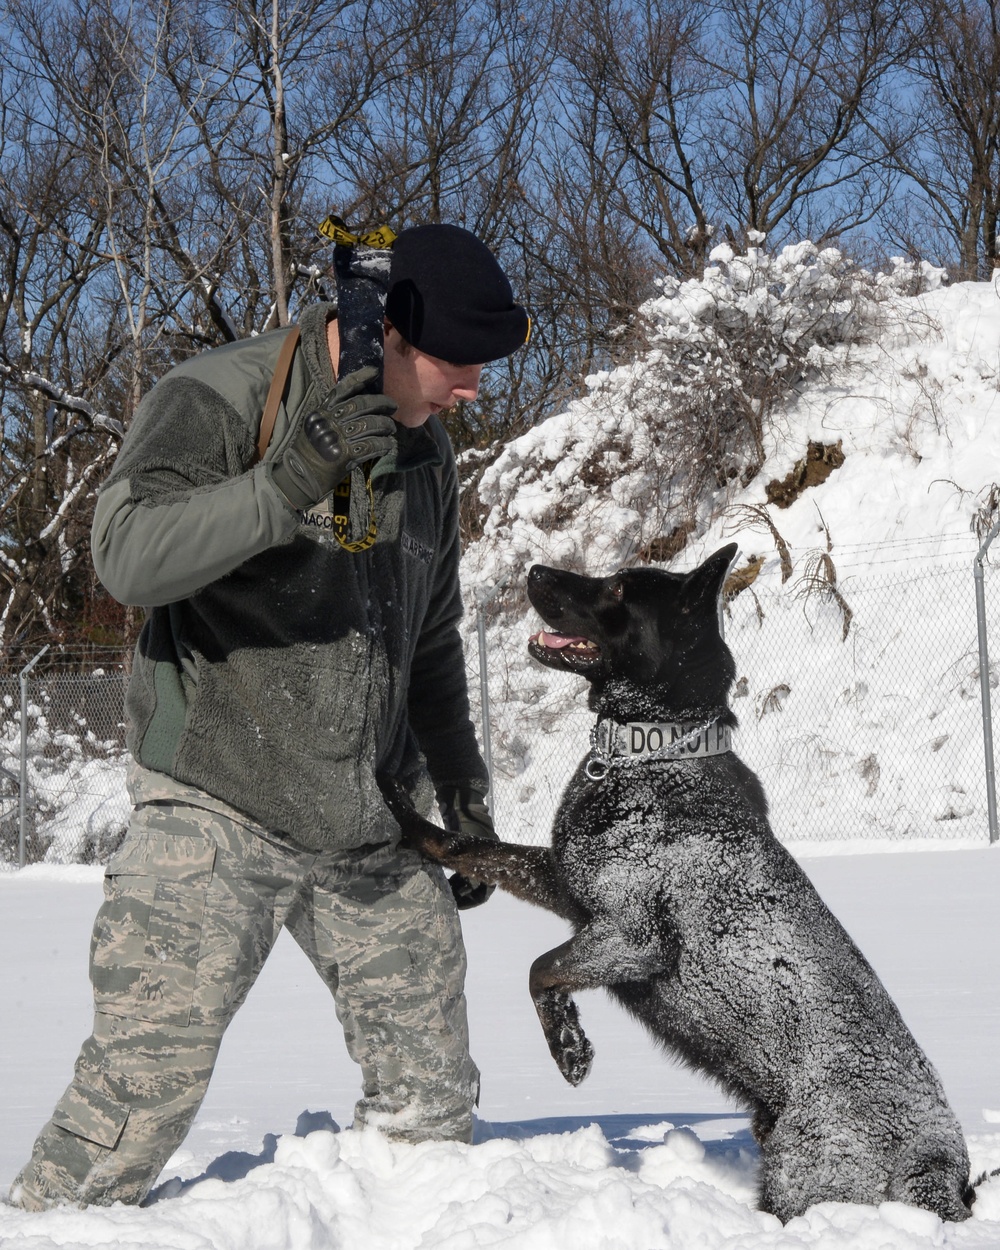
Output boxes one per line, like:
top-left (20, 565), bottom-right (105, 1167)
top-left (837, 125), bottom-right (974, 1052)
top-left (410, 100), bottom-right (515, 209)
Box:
top-left (609, 579), bottom-right (624, 600)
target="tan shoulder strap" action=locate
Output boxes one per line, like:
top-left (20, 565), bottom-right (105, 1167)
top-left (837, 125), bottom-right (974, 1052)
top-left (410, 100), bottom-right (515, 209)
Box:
top-left (255, 324), bottom-right (301, 463)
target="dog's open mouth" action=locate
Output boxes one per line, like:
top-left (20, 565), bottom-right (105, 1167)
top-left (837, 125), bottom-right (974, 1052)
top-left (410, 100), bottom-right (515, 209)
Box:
top-left (528, 629), bottom-right (602, 669)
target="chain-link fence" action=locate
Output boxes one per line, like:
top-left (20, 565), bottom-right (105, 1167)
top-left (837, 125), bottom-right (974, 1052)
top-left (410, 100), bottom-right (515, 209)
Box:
top-left (3, 554), bottom-right (998, 868)
top-left (1, 659), bottom-right (131, 870)
top-left (483, 557), bottom-right (1000, 847)
top-left (724, 561), bottom-right (992, 843)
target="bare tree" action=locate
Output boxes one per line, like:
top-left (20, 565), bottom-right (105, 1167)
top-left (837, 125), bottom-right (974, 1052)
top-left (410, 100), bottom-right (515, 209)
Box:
top-left (554, 0), bottom-right (715, 276)
top-left (214, 0), bottom-right (418, 329)
top-left (0, 0), bottom-right (363, 650)
top-left (333, 0), bottom-right (547, 240)
top-left (891, 0), bottom-right (1000, 278)
top-left (0, 0), bottom-right (420, 652)
top-left (0, 0), bottom-right (974, 654)
top-left (0, 24), bottom-right (126, 653)
top-left (554, 0), bottom-right (910, 268)
top-left (705, 0), bottom-right (911, 246)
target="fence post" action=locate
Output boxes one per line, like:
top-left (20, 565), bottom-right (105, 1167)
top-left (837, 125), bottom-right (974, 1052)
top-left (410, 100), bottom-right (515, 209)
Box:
top-left (973, 522), bottom-right (1000, 844)
top-left (18, 645), bottom-right (49, 868)
top-left (474, 577), bottom-right (509, 820)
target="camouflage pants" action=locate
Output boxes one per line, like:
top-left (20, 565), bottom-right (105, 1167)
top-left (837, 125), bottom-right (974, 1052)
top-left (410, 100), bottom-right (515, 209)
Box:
top-left (10, 767), bottom-right (478, 1210)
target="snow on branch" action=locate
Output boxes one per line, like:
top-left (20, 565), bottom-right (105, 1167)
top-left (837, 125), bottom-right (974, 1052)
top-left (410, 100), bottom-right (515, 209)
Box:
top-left (38, 457), bottom-right (108, 547)
top-left (0, 363), bottom-right (125, 437)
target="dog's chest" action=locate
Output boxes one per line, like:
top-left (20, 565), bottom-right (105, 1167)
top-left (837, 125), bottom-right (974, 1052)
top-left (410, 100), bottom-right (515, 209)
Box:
top-left (551, 765), bottom-right (676, 898)
top-left (550, 756), bottom-right (759, 918)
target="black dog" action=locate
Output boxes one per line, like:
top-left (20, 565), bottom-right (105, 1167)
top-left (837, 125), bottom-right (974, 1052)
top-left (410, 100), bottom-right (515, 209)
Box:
top-left (384, 543), bottom-right (973, 1223)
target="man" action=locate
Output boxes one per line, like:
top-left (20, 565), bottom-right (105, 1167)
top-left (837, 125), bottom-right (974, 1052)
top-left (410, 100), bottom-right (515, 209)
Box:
top-left (10, 223), bottom-right (529, 1210)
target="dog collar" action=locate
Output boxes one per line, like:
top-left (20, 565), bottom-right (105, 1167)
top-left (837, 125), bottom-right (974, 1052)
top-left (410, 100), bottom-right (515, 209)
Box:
top-left (586, 717), bottom-right (732, 781)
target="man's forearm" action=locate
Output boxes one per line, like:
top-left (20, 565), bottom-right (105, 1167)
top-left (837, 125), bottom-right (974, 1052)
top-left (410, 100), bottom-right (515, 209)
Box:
top-left (409, 656), bottom-right (487, 788)
top-left (92, 465), bottom-right (298, 607)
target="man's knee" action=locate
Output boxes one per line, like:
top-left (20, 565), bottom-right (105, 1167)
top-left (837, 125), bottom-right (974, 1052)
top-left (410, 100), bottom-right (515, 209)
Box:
top-left (93, 798), bottom-right (285, 1030)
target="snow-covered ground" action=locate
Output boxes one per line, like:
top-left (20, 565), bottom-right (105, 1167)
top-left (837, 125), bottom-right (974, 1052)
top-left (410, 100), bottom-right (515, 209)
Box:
top-left (1, 844), bottom-right (999, 1249)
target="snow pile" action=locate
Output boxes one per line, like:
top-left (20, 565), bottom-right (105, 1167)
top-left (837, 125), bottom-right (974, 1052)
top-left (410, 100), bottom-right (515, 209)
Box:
top-left (3, 1122), bottom-right (1000, 1249)
top-left (467, 243), bottom-right (950, 590)
top-left (462, 246), bottom-right (1000, 844)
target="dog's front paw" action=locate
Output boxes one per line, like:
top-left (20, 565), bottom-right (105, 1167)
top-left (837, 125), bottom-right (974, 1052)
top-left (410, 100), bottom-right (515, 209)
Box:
top-left (405, 821), bottom-right (455, 860)
top-left (538, 991), bottom-right (594, 1086)
top-left (391, 807), bottom-right (436, 854)
top-left (555, 1023), bottom-right (595, 1087)
top-left (377, 776), bottom-right (451, 858)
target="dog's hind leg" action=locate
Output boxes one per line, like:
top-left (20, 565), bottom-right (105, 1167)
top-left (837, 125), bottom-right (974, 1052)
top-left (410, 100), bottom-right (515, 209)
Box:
top-left (888, 1142), bottom-right (974, 1222)
top-left (755, 1115), bottom-right (862, 1223)
top-left (529, 920), bottom-right (674, 1085)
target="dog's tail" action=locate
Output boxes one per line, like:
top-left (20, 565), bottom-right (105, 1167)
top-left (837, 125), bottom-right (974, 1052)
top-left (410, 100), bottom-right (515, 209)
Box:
top-left (971, 1163), bottom-right (1000, 1200)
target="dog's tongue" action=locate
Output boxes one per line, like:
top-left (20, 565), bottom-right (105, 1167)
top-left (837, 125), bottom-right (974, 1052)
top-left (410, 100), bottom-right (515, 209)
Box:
top-left (533, 630), bottom-right (589, 649)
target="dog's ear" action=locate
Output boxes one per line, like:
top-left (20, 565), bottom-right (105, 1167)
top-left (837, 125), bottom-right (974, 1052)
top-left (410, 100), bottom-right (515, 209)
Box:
top-left (682, 543), bottom-right (739, 611)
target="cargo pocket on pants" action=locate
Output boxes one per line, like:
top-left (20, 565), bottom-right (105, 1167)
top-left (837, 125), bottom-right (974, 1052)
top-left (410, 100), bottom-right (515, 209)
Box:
top-left (52, 1082), bottom-right (131, 1150)
top-left (92, 825), bottom-right (217, 1028)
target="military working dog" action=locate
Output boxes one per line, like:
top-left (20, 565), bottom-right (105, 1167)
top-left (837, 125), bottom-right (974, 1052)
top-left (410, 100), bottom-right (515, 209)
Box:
top-left (384, 543), bottom-right (973, 1223)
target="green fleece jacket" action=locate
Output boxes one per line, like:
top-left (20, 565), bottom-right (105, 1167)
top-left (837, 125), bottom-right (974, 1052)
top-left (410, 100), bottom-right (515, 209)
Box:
top-left (92, 303), bottom-right (487, 852)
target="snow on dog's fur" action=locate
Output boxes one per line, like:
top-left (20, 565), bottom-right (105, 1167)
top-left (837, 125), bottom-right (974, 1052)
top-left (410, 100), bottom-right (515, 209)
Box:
top-left (384, 544), bottom-right (973, 1223)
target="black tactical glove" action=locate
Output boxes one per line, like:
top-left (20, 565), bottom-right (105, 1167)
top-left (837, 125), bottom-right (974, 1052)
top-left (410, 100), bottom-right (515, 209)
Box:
top-left (436, 783), bottom-right (498, 910)
top-left (269, 366), bottom-right (397, 510)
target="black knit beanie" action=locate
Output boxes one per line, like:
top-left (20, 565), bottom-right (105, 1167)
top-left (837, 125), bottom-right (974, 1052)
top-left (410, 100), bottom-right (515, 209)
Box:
top-left (385, 224), bottom-right (530, 365)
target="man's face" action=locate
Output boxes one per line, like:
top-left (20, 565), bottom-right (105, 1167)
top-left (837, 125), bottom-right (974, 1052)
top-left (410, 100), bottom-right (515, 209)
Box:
top-left (382, 322), bottom-right (484, 428)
